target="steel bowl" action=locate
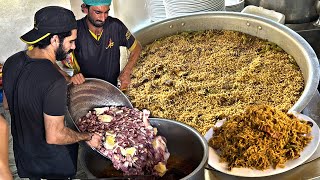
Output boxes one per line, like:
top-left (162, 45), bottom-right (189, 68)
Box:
top-left (132, 12), bottom-right (320, 113)
top-left (67, 78), bottom-right (133, 125)
top-left (79, 118), bottom-right (209, 180)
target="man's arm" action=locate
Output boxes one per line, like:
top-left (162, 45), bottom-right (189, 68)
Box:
top-left (44, 113), bottom-right (101, 147)
top-left (70, 73), bottom-right (86, 85)
top-left (53, 63), bottom-right (85, 85)
top-left (118, 41), bottom-right (142, 90)
top-left (2, 91), bottom-right (8, 110)
top-left (0, 115), bottom-right (12, 180)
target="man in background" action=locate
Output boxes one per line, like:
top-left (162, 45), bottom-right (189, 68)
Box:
top-left (66, 0), bottom-right (142, 90)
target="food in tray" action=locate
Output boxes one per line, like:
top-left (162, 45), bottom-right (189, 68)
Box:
top-left (125, 30), bottom-right (304, 135)
top-left (76, 106), bottom-right (170, 176)
top-left (208, 105), bottom-right (312, 170)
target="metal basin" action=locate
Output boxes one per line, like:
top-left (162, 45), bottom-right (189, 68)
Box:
top-left (67, 78), bottom-right (133, 125)
top-left (79, 118), bottom-right (209, 180)
top-left (133, 12), bottom-right (320, 113)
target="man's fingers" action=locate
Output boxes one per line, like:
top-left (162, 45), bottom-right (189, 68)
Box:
top-left (71, 73), bottom-right (85, 85)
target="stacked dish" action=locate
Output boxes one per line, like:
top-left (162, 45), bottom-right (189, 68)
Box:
top-left (163, 0), bottom-right (225, 18)
top-left (225, 0), bottom-right (244, 12)
top-left (147, 0), bottom-right (167, 22)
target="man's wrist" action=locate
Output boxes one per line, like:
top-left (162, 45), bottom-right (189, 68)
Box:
top-left (120, 69), bottom-right (131, 77)
top-left (85, 132), bottom-right (92, 141)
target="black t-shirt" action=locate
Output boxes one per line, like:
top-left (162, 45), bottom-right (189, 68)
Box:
top-left (3, 51), bottom-right (78, 178)
top-left (74, 16), bottom-right (136, 86)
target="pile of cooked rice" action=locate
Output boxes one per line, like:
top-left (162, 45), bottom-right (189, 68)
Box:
top-left (209, 105), bottom-right (312, 170)
top-left (126, 30), bottom-right (304, 135)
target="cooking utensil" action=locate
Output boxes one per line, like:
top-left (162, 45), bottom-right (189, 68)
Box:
top-left (67, 78), bottom-right (133, 125)
top-left (79, 118), bottom-right (209, 180)
top-left (66, 78), bottom-right (133, 157)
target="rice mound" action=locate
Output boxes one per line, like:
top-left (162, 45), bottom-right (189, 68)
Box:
top-left (126, 30), bottom-right (304, 135)
top-left (209, 105), bottom-right (312, 170)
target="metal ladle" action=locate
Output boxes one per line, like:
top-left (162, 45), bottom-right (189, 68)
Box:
top-left (313, 0), bottom-right (320, 27)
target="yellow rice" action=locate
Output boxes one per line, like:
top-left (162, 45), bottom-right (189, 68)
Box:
top-left (209, 105), bottom-right (312, 170)
top-left (125, 30), bottom-right (304, 135)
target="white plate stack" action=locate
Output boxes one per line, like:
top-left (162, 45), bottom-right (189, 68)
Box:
top-left (225, 0), bottom-right (244, 12)
top-left (163, 0), bottom-right (225, 18)
top-left (147, 0), bottom-right (167, 22)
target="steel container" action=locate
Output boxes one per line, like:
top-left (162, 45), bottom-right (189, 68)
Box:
top-left (67, 78), bottom-right (133, 123)
top-left (133, 12), bottom-right (320, 113)
top-left (79, 118), bottom-right (209, 180)
top-left (245, 0), bottom-right (319, 23)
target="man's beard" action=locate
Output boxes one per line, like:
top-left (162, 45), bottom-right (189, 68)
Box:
top-left (88, 15), bottom-right (105, 27)
top-left (55, 43), bottom-right (71, 61)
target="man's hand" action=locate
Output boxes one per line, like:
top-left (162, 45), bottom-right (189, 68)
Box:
top-left (86, 133), bottom-right (102, 149)
top-left (118, 73), bottom-right (131, 90)
top-left (70, 73), bottom-right (85, 85)
top-left (119, 40), bottom-right (142, 90)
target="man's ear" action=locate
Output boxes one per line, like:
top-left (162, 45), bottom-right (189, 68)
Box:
top-left (50, 35), bottom-right (59, 47)
top-left (81, 3), bottom-right (89, 14)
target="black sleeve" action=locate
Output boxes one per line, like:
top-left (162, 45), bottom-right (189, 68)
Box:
top-left (118, 20), bottom-right (135, 48)
top-left (43, 78), bottom-right (67, 116)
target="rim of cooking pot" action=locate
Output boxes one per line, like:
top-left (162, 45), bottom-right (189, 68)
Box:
top-left (149, 118), bottom-right (209, 180)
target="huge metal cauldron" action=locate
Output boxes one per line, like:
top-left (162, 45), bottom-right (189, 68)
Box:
top-left (133, 12), bottom-right (320, 113)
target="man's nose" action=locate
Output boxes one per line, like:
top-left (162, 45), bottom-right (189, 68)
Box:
top-left (98, 13), bottom-right (107, 21)
top-left (71, 41), bottom-right (76, 50)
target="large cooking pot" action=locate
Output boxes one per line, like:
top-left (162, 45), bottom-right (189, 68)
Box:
top-left (245, 0), bottom-right (320, 24)
top-left (79, 118), bottom-right (209, 180)
top-left (132, 12), bottom-right (320, 113)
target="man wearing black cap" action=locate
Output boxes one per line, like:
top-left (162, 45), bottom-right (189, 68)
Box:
top-left (65, 0), bottom-right (142, 90)
top-left (2, 6), bottom-right (101, 179)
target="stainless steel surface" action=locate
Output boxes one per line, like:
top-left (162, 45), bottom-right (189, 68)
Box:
top-left (66, 78), bottom-right (134, 160)
top-left (313, 18), bottom-right (320, 27)
top-left (67, 78), bottom-right (133, 124)
top-left (314, 0), bottom-right (320, 27)
top-left (317, 0), bottom-right (320, 13)
top-left (79, 118), bottom-right (209, 180)
top-left (133, 12), bottom-right (320, 113)
top-left (244, 0), bottom-right (260, 6)
top-left (286, 21), bottom-right (320, 61)
top-left (297, 29), bottom-right (320, 61)
top-left (245, 0), bottom-right (319, 24)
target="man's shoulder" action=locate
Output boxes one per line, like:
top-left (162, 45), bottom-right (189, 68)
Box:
top-left (76, 17), bottom-right (85, 28)
top-left (6, 51), bottom-right (25, 61)
top-left (105, 16), bottom-right (125, 27)
top-left (4, 51), bottom-right (26, 69)
top-left (77, 17), bottom-right (86, 23)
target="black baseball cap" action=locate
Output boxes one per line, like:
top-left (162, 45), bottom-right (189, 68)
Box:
top-left (20, 6), bottom-right (77, 44)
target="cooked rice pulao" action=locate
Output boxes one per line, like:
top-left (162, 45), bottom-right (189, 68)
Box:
top-left (126, 30), bottom-right (304, 135)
